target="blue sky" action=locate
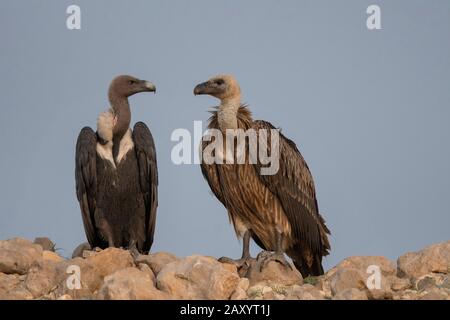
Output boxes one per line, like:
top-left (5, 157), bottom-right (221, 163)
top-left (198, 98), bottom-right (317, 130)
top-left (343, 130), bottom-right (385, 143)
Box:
top-left (0, 1), bottom-right (449, 269)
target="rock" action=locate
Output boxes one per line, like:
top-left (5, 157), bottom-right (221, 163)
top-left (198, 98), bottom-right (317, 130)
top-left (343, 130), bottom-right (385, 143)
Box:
top-left (0, 238), bottom-right (43, 275)
top-left (33, 237), bottom-right (55, 252)
top-left (329, 268), bottom-right (367, 296)
top-left (247, 285), bottom-right (265, 299)
top-left (244, 260), bottom-right (303, 287)
top-left (237, 278), bottom-right (250, 291)
top-left (97, 267), bottom-right (169, 300)
top-left (440, 275), bottom-right (450, 289)
top-left (71, 242), bottom-right (91, 258)
top-left (333, 288), bottom-right (368, 300)
top-left (0, 237), bottom-right (449, 300)
top-left (43, 251), bottom-right (63, 263)
top-left (397, 241), bottom-right (450, 279)
top-left (315, 275), bottom-right (332, 298)
top-left (55, 247), bottom-right (134, 298)
top-left (393, 289), bottom-right (421, 300)
top-left (53, 257), bottom-right (91, 299)
top-left (156, 255), bottom-right (240, 299)
top-left (325, 256), bottom-right (395, 299)
top-left (82, 250), bottom-right (97, 258)
top-left (230, 278), bottom-right (250, 300)
top-left (138, 263), bottom-right (156, 285)
top-left (274, 293), bottom-right (286, 300)
top-left (24, 260), bottom-right (61, 298)
top-left (261, 286), bottom-right (274, 299)
top-left (230, 287), bottom-right (248, 300)
top-left (79, 248), bottom-right (134, 292)
top-left (366, 278), bottom-right (393, 300)
top-left (332, 256), bottom-right (396, 276)
top-left (287, 284), bottom-right (324, 300)
top-left (416, 275), bottom-right (437, 291)
top-left (0, 273), bottom-right (33, 300)
top-left (389, 276), bottom-right (411, 291)
top-left (135, 252), bottom-right (178, 275)
top-left (419, 288), bottom-right (448, 300)
top-left (415, 273), bottom-right (449, 292)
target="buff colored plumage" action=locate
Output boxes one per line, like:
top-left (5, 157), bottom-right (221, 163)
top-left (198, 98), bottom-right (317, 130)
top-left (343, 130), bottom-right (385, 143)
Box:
top-left (194, 75), bottom-right (330, 276)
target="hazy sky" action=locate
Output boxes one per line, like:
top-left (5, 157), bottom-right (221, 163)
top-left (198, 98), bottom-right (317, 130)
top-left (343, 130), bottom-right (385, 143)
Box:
top-left (0, 1), bottom-right (449, 269)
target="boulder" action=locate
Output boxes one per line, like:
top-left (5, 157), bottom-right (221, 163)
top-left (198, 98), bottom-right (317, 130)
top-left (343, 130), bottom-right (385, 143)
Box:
top-left (137, 263), bottom-right (156, 285)
top-left (324, 256), bottom-right (396, 299)
top-left (397, 241), bottom-right (450, 279)
top-left (0, 273), bottom-right (32, 300)
top-left (244, 260), bottom-right (303, 287)
top-left (287, 284), bottom-right (325, 300)
top-left (331, 256), bottom-right (396, 276)
top-left (71, 242), bottom-right (91, 259)
top-left (135, 252), bottom-right (178, 275)
top-left (24, 260), bottom-right (61, 298)
top-left (56, 248), bottom-right (134, 298)
top-left (79, 248), bottom-right (134, 292)
top-left (333, 288), bottom-right (368, 300)
top-left (230, 278), bottom-right (250, 300)
top-left (329, 268), bottom-right (367, 296)
top-left (33, 237), bottom-right (55, 252)
top-left (43, 251), bottom-right (63, 263)
top-left (419, 288), bottom-right (448, 300)
top-left (156, 255), bottom-right (240, 299)
top-left (97, 267), bottom-right (169, 300)
top-left (0, 238), bottom-right (43, 275)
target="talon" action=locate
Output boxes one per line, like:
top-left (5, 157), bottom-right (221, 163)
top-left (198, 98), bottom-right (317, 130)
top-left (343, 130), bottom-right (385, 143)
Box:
top-left (257, 251), bottom-right (293, 271)
top-left (128, 242), bottom-right (141, 263)
top-left (218, 256), bottom-right (255, 269)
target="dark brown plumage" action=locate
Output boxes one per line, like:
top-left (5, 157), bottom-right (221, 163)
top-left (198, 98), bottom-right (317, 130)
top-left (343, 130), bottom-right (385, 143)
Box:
top-left (195, 75), bottom-right (330, 277)
top-left (75, 75), bottom-right (158, 254)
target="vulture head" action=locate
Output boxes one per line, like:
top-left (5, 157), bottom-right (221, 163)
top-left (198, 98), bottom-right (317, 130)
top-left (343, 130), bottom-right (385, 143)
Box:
top-left (194, 75), bottom-right (240, 101)
top-left (109, 75), bottom-right (156, 98)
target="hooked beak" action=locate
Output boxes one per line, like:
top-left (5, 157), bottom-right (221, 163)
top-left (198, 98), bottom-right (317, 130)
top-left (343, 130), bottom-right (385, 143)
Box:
top-left (142, 80), bottom-right (156, 93)
top-left (193, 81), bottom-right (209, 95)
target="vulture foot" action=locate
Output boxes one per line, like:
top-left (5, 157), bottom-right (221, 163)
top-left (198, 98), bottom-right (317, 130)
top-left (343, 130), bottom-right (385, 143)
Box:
top-left (218, 256), bottom-right (255, 269)
top-left (128, 243), bottom-right (141, 263)
top-left (257, 251), bottom-right (293, 271)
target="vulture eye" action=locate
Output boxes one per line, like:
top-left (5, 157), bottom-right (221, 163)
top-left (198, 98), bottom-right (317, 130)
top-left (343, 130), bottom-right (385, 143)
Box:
top-left (216, 79), bottom-right (224, 85)
top-left (129, 80), bottom-right (136, 85)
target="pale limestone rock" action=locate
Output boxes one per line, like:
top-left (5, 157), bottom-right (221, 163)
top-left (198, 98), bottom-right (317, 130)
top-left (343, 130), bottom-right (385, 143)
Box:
top-left (397, 241), bottom-right (450, 279)
top-left (156, 255), bottom-right (240, 299)
top-left (33, 237), bottom-right (55, 252)
top-left (244, 260), bottom-right (302, 287)
top-left (333, 288), bottom-right (368, 300)
top-left (135, 252), bottom-right (179, 275)
top-left (43, 251), bottom-right (63, 263)
top-left (97, 267), bottom-right (169, 300)
top-left (287, 284), bottom-right (324, 300)
top-left (0, 238), bottom-right (43, 275)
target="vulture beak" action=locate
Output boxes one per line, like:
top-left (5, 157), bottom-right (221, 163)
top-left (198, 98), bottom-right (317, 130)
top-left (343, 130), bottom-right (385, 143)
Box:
top-left (193, 81), bottom-right (209, 95)
top-left (142, 81), bottom-right (156, 93)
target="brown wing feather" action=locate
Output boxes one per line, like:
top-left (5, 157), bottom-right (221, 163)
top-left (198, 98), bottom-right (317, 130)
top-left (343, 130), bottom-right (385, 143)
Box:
top-left (133, 122), bottom-right (158, 253)
top-left (75, 127), bottom-right (99, 246)
top-left (200, 139), bottom-right (226, 206)
top-left (251, 120), bottom-right (330, 256)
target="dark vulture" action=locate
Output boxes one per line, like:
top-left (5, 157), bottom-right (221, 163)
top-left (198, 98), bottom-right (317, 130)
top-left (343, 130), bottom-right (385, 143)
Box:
top-left (75, 75), bottom-right (158, 255)
top-left (194, 75), bottom-right (330, 277)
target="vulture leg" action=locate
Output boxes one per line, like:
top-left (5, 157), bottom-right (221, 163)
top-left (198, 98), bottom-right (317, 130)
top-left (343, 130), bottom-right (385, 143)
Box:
top-left (128, 240), bottom-right (140, 261)
top-left (257, 231), bottom-right (293, 271)
top-left (219, 230), bottom-right (255, 268)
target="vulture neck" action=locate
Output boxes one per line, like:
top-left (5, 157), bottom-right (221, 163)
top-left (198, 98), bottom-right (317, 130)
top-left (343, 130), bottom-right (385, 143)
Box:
top-left (109, 91), bottom-right (131, 158)
top-left (218, 96), bottom-right (241, 130)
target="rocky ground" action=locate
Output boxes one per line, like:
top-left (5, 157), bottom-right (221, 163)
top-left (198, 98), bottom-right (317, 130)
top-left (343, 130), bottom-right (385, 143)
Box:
top-left (0, 237), bottom-right (449, 300)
